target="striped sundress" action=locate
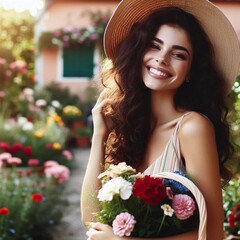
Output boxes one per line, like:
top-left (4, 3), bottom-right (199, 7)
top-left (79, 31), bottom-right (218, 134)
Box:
top-left (143, 112), bottom-right (192, 175)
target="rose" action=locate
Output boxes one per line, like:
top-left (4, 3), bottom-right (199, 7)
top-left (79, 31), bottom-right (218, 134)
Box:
top-left (97, 177), bottom-right (133, 201)
top-left (133, 175), bottom-right (167, 206)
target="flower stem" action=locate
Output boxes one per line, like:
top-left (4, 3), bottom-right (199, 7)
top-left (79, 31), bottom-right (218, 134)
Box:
top-left (157, 214), bottom-right (166, 235)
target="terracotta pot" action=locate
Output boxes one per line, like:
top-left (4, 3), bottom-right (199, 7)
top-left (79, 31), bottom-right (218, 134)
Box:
top-left (75, 136), bottom-right (91, 148)
top-left (71, 120), bottom-right (86, 131)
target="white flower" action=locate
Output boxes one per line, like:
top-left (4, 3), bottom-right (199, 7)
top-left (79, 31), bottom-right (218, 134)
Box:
top-left (108, 162), bottom-right (136, 178)
top-left (51, 100), bottom-right (61, 108)
top-left (98, 162), bottom-right (136, 181)
top-left (22, 122), bottom-right (34, 131)
top-left (17, 116), bottom-right (28, 125)
top-left (3, 123), bottom-right (11, 131)
top-left (23, 88), bottom-right (34, 96)
top-left (97, 177), bottom-right (133, 201)
top-left (161, 204), bottom-right (174, 217)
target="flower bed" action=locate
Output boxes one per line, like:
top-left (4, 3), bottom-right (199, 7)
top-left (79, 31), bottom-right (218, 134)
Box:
top-left (0, 155), bottom-right (70, 239)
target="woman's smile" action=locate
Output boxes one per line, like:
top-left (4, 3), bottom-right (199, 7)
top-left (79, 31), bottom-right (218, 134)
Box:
top-left (142, 24), bottom-right (192, 92)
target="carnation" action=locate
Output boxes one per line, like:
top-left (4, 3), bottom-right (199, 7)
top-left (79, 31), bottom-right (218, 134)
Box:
top-left (133, 175), bottom-right (167, 206)
top-left (172, 194), bottom-right (196, 220)
top-left (97, 177), bottom-right (133, 201)
top-left (112, 212), bottom-right (136, 237)
top-left (44, 164), bottom-right (70, 183)
top-left (8, 157), bottom-right (22, 166)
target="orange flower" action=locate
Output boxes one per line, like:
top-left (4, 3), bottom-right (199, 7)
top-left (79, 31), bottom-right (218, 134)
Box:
top-left (52, 143), bottom-right (62, 150)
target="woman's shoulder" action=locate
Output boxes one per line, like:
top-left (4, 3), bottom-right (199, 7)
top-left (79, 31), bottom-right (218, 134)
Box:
top-left (179, 111), bottom-right (215, 140)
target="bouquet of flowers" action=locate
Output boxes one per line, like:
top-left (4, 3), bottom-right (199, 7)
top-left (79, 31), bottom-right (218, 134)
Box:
top-left (95, 162), bottom-right (201, 238)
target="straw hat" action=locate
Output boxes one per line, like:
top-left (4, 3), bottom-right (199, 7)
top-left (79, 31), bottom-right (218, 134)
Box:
top-left (104, 0), bottom-right (240, 93)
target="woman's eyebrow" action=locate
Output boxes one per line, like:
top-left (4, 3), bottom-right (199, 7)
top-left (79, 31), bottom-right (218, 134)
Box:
top-left (153, 37), bottom-right (190, 55)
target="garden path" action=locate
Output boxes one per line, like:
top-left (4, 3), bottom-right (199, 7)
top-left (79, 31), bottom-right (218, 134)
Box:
top-left (52, 148), bottom-right (89, 240)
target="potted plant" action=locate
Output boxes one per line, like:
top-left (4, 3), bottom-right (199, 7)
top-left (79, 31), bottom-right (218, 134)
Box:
top-left (74, 127), bottom-right (92, 148)
top-left (62, 105), bottom-right (86, 131)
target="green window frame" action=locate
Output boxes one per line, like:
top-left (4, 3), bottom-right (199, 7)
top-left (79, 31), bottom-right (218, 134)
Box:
top-left (63, 44), bottom-right (94, 78)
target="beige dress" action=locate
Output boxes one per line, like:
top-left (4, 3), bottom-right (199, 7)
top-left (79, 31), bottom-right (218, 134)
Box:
top-left (143, 112), bottom-right (192, 175)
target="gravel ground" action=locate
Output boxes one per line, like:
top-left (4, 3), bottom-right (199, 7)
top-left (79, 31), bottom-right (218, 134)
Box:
top-left (52, 148), bottom-right (89, 240)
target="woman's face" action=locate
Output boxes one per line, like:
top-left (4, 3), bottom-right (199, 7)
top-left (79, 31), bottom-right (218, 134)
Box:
top-left (142, 24), bottom-right (193, 93)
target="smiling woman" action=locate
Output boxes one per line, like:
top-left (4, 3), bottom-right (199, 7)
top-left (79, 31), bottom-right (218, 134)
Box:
top-left (0, 0), bottom-right (44, 16)
top-left (81, 1), bottom-right (240, 240)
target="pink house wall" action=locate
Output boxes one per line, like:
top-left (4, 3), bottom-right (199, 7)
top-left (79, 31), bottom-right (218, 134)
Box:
top-left (39, 1), bottom-right (117, 99)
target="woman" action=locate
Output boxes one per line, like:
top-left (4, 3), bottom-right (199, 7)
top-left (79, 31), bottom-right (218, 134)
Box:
top-left (81, 0), bottom-right (240, 239)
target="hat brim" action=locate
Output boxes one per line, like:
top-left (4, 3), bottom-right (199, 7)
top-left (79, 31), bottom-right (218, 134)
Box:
top-left (104, 0), bottom-right (240, 94)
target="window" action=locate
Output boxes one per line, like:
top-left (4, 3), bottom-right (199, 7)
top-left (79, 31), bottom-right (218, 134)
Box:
top-left (63, 44), bottom-right (94, 78)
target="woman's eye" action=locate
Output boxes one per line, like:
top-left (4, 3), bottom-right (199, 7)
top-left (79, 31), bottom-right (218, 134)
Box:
top-left (172, 52), bottom-right (187, 60)
top-left (149, 43), bottom-right (160, 50)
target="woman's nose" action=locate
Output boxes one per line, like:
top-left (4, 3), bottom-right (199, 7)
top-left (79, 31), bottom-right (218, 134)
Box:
top-left (155, 52), bottom-right (169, 66)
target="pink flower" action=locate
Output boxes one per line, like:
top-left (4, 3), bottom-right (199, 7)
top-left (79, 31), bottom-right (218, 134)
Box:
top-left (8, 157), bottom-right (22, 166)
top-left (44, 164), bottom-right (70, 184)
top-left (172, 194), bottom-right (196, 220)
top-left (62, 150), bottom-right (72, 161)
top-left (28, 159), bottom-right (40, 166)
top-left (35, 99), bottom-right (47, 107)
top-left (44, 160), bottom-right (59, 168)
top-left (5, 70), bottom-right (12, 77)
top-left (112, 212), bottom-right (136, 237)
top-left (0, 58), bottom-right (6, 65)
top-left (0, 91), bottom-right (5, 98)
top-left (0, 152), bottom-right (12, 162)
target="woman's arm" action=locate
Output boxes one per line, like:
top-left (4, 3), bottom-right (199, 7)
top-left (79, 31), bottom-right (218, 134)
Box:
top-left (86, 223), bottom-right (198, 240)
top-left (179, 112), bottom-right (224, 240)
top-left (81, 92), bottom-right (113, 225)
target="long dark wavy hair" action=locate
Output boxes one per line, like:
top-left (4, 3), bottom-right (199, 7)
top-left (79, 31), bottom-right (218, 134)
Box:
top-left (100, 7), bottom-right (233, 182)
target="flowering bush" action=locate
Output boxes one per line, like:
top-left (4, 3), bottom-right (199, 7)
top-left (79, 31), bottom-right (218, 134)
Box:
top-left (95, 163), bottom-right (199, 238)
top-left (38, 10), bottom-right (111, 49)
top-left (0, 154), bottom-right (70, 239)
top-left (223, 176), bottom-right (240, 237)
top-left (0, 114), bottom-right (73, 168)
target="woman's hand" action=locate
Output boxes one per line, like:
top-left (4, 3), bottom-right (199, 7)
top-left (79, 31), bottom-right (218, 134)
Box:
top-left (86, 222), bottom-right (120, 240)
top-left (91, 91), bottom-right (114, 140)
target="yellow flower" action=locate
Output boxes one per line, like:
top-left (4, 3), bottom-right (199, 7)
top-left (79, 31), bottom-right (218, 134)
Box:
top-left (34, 130), bottom-right (44, 139)
top-left (52, 142), bottom-right (62, 150)
top-left (47, 112), bottom-right (64, 126)
top-left (63, 105), bottom-right (82, 116)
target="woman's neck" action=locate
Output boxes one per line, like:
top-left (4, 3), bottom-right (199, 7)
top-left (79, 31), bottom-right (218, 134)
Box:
top-left (150, 91), bottom-right (183, 125)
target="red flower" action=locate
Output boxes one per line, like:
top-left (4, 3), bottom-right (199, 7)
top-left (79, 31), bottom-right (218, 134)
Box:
top-left (28, 159), bottom-right (39, 166)
top-left (228, 204), bottom-right (240, 228)
top-left (45, 143), bottom-right (52, 149)
top-left (0, 207), bottom-right (10, 215)
top-left (0, 142), bottom-right (11, 152)
top-left (31, 193), bottom-right (43, 202)
top-left (23, 146), bottom-right (33, 157)
top-left (228, 212), bottom-right (236, 228)
top-left (12, 142), bottom-right (23, 152)
top-left (133, 175), bottom-right (167, 206)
